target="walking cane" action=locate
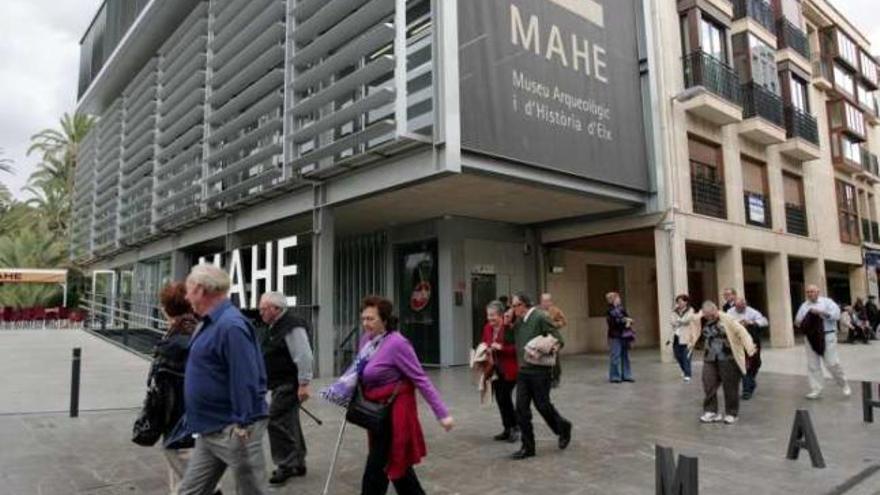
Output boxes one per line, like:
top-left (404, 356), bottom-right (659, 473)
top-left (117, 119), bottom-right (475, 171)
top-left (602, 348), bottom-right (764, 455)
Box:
top-left (301, 405), bottom-right (323, 426)
top-left (322, 417), bottom-right (348, 495)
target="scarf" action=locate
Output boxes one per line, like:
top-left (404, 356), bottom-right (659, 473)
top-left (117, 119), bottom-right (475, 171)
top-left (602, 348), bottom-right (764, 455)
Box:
top-left (321, 333), bottom-right (387, 407)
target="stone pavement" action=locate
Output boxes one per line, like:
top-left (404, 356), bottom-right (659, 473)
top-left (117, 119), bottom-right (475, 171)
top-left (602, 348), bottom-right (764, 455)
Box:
top-left (1, 329), bottom-right (879, 494)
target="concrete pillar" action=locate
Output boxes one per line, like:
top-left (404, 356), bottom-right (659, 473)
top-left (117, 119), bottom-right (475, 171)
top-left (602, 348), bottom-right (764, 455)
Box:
top-left (803, 258), bottom-right (826, 293)
top-left (654, 225), bottom-right (688, 363)
top-left (764, 253), bottom-right (794, 347)
top-left (721, 127), bottom-right (745, 225)
top-left (170, 250), bottom-right (191, 281)
top-left (312, 204), bottom-right (335, 378)
top-left (849, 265), bottom-right (868, 302)
top-left (715, 245), bottom-right (744, 300)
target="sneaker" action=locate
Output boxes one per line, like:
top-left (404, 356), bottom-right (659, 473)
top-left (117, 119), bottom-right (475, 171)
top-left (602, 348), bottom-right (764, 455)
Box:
top-left (842, 385), bottom-right (852, 397)
top-left (700, 412), bottom-right (721, 423)
top-left (683, 376), bottom-right (691, 383)
top-left (723, 415), bottom-right (738, 425)
top-left (805, 390), bottom-right (822, 400)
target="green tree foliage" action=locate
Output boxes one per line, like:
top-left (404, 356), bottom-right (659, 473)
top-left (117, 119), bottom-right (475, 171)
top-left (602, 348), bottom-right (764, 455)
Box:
top-left (0, 113), bottom-right (95, 308)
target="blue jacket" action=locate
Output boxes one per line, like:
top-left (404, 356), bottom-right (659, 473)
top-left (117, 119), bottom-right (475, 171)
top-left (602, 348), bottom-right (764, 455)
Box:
top-left (183, 299), bottom-right (267, 434)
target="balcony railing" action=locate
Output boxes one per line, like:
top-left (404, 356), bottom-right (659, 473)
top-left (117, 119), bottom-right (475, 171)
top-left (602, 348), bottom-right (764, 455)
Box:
top-left (873, 221), bottom-right (879, 242)
top-left (783, 106), bottom-right (819, 145)
top-left (683, 51), bottom-right (742, 106)
top-left (785, 203), bottom-right (808, 236)
top-left (691, 175), bottom-right (727, 219)
top-left (744, 192), bottom-right (771, 228)
top-left (742, 83), bottom-right (784, 127)
top-left (733, 0), bottom-right (775, 33)
top-left (777, 18), bottom-right (810, 60)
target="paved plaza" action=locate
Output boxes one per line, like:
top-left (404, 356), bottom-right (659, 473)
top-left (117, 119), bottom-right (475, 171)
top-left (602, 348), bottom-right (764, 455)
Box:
top-left (1, 329), bottom-right (880, 494)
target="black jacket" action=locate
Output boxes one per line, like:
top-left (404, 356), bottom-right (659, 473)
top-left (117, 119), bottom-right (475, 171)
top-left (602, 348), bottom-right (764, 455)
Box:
top-left (262, 311), bottom-right (310, 390)
top-left (150, 315), bottom-right (197, 446)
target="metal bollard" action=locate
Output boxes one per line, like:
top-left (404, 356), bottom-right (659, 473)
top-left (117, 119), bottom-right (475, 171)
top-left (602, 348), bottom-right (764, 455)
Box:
top-left (863, 382), bottom-right (880, 423)
top-left (70, 347), bottom-right (81, 418)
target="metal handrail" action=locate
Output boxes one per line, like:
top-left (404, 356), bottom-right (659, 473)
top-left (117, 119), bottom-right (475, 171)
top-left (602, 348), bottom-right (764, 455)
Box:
top-left (742, 83), bottom-right (784, 127)
top-left (783, 105), bottom-right (820, 145)
top-left (682, 51), bottom-right (742, 105)
top-left (733, 0), bottom-right (775, 33)
top-left (777, 18), bottom-right (811, 60)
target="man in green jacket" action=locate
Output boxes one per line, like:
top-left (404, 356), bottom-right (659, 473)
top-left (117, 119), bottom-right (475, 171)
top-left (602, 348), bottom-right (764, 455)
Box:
top-left (510, 292), bottom-right (572, 459)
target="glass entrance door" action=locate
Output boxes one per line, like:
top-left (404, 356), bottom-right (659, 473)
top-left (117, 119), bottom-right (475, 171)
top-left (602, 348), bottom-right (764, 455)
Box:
top-left (396, 241), bottom-right (440, 364)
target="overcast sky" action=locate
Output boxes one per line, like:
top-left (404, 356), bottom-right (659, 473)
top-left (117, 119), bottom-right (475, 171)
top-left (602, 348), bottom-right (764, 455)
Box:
top-left (0, 0), bottom-right (879, 200)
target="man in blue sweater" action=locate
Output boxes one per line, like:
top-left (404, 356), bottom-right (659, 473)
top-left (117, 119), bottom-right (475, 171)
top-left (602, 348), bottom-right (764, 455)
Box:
top-left (177, 264), bottom-right (269, 495)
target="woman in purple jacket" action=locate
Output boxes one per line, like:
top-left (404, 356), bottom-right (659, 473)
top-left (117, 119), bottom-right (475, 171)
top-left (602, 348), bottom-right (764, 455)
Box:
top-left (356, 295), bottom-right (454, 495)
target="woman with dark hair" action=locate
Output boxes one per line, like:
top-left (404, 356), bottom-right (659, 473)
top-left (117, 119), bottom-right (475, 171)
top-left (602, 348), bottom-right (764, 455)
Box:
top-left (482, 300), bottom-right (519, 442)
top-left (151, 282), bottom-right (216, 495)
top-left (670, 294), bottom-right (695, 382)
top-left (324, 295), bottom-right (453, 495)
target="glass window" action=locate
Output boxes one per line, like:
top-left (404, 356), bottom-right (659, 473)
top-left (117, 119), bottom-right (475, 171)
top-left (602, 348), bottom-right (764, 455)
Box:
top-left (834, 63), bottom-right (855, 98)
top-left (749, 35), bottom-right (780, 94)
top-left (836, 30), bottom-right (858, 67)
top-left (836, 180), bottom-right (860, 244)
top-left (701, 17), bottom-right (726, 62)
top-left (861, 52), bottom-right (878, 84)
top-left (845, 101), bottom-right (865, 135)
top-left (780, 0), bottom-right (803, 28)
top-left (791, 75), bottom-right (809, 112)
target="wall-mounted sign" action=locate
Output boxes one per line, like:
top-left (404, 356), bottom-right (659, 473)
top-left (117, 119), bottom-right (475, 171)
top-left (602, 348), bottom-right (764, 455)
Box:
top-left (197, 236), bottom-right (302, 309)
top-left (747, 194), bottom-right (766, 225)
top-left (458, 0), bottom-right (649, 191)
top-left (0, 269), bottom-right (67, 284)
top-left (472, 264), bottom-right (496, 275)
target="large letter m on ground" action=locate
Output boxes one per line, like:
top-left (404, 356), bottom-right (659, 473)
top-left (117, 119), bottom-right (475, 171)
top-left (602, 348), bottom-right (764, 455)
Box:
top-left (656, 445), bottom-right (698, 495)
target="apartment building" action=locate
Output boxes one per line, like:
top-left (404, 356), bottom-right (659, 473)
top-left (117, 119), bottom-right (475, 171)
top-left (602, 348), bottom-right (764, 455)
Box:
top-left (70, 0), bottom-right (880, 372)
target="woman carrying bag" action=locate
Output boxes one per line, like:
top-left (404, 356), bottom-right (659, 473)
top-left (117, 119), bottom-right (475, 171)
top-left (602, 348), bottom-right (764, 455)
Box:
top-left (322, 295), bottom-right (454, 495)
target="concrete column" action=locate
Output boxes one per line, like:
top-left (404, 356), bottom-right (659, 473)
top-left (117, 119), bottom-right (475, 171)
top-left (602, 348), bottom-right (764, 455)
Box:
top-left (803, 258), bottom-right (826, 293)
top-left (170, 250), bottom-right (191, 280)
top-left (766, 153), bottom-right (786, 233)
top-left (849, 265), bottom-right (868, 302)
top-left (312, 204), bottom-right (335, 378)
top-left (715, 245), bottom-right (744, 300)
top-left (654, 225), bottom-right (688, 363)
top-left (764, 252), bottom-right (794, 347)
top-left (721, 127), bottom-right (744, 224)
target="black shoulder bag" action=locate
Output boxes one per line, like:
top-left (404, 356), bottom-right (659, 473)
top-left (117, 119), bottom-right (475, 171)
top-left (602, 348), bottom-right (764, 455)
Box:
top-left (132, 374), bottom-right (165, 446)
top-left (345, 382), bottom-right (401, 433)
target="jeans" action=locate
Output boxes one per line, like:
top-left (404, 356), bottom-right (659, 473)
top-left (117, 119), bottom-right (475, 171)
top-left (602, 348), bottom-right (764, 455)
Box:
top-left (805, 332), bottom-right (848, 393)
top-left (702, 359), bottom-right (741, 416)
top-left (516, 369), bottom-right (569, 453)
top-left (608, 338), bottom-right (633, 382)
top-left (361, 423), bottom-right (425, 495)
top-left (672, 335), bottom-right (691, 378)
top-left (178, 420), bottom-right (268, 495)
top-left (493, 374), bottom-right (518, 430)
top-left (268, 384), bottom-right (307, 471)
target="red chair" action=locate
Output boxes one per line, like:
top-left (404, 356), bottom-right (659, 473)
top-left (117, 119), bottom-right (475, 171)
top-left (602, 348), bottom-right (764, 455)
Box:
top-left (44, 307), bottom-right (59, 328)
top-left (9, 308), bottom-right (21, 329)
top-left (32, 307), bottom-right (46, 329)
top-left (58, 307), bottom-right (70, 329)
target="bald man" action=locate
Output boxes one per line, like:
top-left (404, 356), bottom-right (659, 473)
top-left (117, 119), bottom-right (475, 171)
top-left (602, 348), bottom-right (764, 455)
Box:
top-left (794, 285), bottom-right (851, 400)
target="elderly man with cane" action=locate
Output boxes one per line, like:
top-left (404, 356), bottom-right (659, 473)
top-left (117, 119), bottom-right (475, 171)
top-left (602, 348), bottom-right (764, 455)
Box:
top-left (258, 292), bottom-right (315, 486)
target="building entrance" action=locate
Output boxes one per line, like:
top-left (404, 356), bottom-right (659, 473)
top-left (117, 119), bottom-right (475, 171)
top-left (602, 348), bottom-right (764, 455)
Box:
top-left (396, 241), bottom-right (440, 365)
top-left (471, 273), bottom-right (496, 348)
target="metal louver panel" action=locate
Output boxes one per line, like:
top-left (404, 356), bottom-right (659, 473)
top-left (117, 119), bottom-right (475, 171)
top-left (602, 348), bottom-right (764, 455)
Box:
top-left (155, 2), bottom-right (208, 230)
top-left (205, 0), bottom-right (285, 209)
top-left (93, 98), bottom-right (123, 255)
top-left (72, 128), bottom-right (98, 259)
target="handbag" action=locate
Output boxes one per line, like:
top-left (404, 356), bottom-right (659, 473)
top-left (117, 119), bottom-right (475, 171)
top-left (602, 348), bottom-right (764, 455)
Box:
top-left (345, 382), bottom-right (401, 433)
top-left (621, 328), bottom-right (636, 341)
top-left (132, 378), bottom-right (164, 446)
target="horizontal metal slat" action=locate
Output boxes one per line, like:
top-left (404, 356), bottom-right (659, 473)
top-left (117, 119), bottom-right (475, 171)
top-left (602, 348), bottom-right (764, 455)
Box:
top-left (291, 120), bottom-right (394, 170)
top-left (209, 69), bottom-right (284, 124)
top-left (156, 146), bottom-right (202, 176)
top-left (292, 55), bottom-right (393, 117)
top-left (208, 120), bottom-right (283, 165)
top-left (212, 48), bottom-right (283, 105)
top-left (159, 3), bottom-right (208, 56)
top-left (293, 0), bottom-right (371, 45)
top-left (290, 88), bottom-right (394, 144)
top-left (157, 125), bottom-right (203, 161)
top-left (159, 106), bottom-right (205, 145)
top-left (206, 143), bottom-right (282, 185)
top-left (213, 0), bottom-right (281, 56)
top-left (291, 0), bottom-right (325, 22)
top-left (291, 0), bottom-right (393, 69)
top-left (205, 168), bottom-right (281, 205)
top-left (213, 39), bottom-right (284, 93)
top-left (160, 78), bottom-right (206, 116)
top-left (162, 52), bottom-right (207, 95)
top-left (292, 22), bottom-right (393, 93)
top-left (208, 92), bottom-right (282, 145)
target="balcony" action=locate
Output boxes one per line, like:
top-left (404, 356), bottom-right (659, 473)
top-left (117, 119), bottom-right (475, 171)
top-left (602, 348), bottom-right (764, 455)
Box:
top-left (691, 175), bottom-right (727, 219)
top-left (776, 19), bottom-right (810, 73)
top-left (733, 0), bottom-right (775, 36)
top-left (744, 192), bottom-right (771, 228)
top-left (857, 149), bottom-right (880, 184)
top-left (859, 51), bottom-right (879, 90)
top-left (812, 59), bottom-right (833, 92)
top-left (681, 51), bottom-right (743, 125)
top-left (778, 106), bottom-right (820, 161)
top-left (785, 203), bottom-right (808, 236)
top-left (739, 83), bottom-right (786, 144)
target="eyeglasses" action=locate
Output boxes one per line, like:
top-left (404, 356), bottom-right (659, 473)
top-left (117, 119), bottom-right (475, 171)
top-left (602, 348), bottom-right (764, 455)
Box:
top-left (512, 302), bottom-right (524, 307)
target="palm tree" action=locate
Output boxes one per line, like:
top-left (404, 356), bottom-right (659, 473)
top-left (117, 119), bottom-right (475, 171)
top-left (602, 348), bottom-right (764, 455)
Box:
top-left (27, 113), bottom-right (96, 194)
top-left (0, 148), bottom-right (13, 208)
top-left (0, 222), bottom-right (67, 307)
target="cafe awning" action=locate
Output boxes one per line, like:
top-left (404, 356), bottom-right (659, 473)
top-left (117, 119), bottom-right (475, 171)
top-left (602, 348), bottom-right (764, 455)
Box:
top-left (0, 269), bottom-right (68, 284)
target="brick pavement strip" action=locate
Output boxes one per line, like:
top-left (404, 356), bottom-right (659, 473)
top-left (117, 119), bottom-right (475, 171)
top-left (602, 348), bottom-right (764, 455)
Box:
top-left (1, 330), bottom-right (879, 494)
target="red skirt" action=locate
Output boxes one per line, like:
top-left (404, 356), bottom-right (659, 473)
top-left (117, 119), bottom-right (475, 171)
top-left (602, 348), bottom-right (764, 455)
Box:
top-left (364, 380), bottom-right (427, 480)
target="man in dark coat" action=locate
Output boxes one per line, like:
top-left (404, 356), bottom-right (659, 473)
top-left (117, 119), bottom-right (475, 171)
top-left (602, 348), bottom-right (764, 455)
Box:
top-left (258, 292), bottom-right (314, 486)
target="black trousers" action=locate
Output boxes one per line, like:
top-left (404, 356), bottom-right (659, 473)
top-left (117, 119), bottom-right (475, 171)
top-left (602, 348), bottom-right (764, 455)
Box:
top-left (268, 384), bottom-right (307, 471)
top-left (361, 425), bottom-right (425, 495)
top-left (516, 369), bottom-right (568, 452)
top-left (494, 374), bottom-right (518, 430)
